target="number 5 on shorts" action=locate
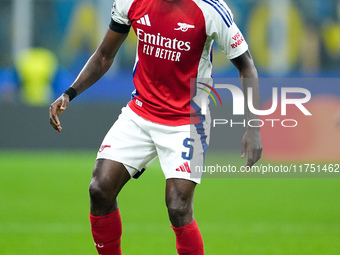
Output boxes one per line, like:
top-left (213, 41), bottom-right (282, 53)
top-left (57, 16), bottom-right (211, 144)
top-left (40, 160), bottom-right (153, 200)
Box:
top-left (182, 138), bottom-right (194, 160)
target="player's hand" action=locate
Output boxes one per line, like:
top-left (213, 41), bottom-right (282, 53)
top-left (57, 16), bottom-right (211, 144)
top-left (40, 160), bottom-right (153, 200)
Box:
top-left (241, 127), bottom-right (262, 167)
top-left (49, 94), bottom-right (70, 132)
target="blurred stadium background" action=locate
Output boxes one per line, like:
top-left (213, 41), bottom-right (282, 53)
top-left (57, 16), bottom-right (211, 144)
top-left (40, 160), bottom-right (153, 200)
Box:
top-left (1, 0), bottom-right (340, 254)
top-left (1, 0), bottom-right (340, 105)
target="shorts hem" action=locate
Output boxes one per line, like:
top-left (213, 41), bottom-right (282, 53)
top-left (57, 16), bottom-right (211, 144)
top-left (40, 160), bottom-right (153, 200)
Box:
top-left (96, 155), bottom-right (139, 177)
top-left (164, 175), bottom-right (202, 184)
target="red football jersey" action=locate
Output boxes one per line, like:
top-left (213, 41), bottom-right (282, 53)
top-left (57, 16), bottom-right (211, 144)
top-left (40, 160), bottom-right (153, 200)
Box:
top-left (110, 0), bottom-right (248, 125)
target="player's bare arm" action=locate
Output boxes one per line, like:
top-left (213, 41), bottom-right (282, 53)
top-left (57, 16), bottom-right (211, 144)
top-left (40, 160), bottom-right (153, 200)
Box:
top-left (49, 30), bottom-right (128, 132)
top-left (231, 50), bottom-right (262, 167)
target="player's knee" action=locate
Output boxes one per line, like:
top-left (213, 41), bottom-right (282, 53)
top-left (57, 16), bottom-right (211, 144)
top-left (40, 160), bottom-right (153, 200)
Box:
top-left (89, 179), bottom-right (111, 205)
top-left (167, 200), bottom-right (192, 219)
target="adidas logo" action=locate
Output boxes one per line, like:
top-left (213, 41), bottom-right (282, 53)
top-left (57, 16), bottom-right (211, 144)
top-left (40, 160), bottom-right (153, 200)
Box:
top-left (136, 14), bottom-right (151, 26)
top-left (176, 162), bottom-right (191, 173)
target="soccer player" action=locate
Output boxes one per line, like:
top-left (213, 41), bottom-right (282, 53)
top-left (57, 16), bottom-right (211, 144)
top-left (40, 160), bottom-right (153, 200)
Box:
top-left (49, 0), bottom-right (262, 254)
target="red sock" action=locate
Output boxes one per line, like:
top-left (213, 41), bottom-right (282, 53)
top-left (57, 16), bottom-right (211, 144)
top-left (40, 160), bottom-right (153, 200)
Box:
top-left (90, 209), bottom-right (122, 255)
top-left (172, 220), bottom-right (204, 255)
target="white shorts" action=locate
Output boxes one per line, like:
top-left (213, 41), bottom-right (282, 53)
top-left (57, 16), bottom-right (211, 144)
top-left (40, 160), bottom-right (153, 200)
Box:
top-left (96, 106), bottom-right (210, 184)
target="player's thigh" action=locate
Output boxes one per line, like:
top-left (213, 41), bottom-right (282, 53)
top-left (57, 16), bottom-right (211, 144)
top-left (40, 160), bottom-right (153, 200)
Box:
top-left (90, 159), bottom-right (131, 199)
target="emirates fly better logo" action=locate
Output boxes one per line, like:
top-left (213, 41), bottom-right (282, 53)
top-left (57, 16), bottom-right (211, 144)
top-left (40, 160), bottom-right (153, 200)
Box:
top-left (197, 81), bottom-right (312, 128)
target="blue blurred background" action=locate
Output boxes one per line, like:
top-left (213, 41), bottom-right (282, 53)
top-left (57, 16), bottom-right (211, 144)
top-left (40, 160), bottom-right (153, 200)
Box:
top-left (0, 0), bottom-right (339, 105)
